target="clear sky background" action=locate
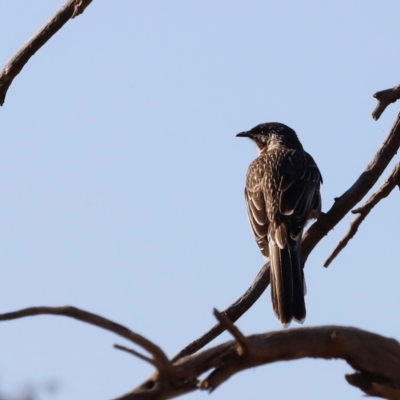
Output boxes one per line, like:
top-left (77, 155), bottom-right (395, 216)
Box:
top-left (0, 1), bottom-right (400, 399)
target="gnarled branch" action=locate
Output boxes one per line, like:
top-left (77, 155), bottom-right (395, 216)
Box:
top-left (3, 306), bottom-right (399, 400)
top-left (120, 324), bottom-right (400, 399)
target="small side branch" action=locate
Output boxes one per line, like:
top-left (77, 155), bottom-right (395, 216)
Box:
top-left (302, 112), bottom-right (400, 264)
top-left (324, 162), bottom-right (400, 267)
top-left (213, 308), bottom-right (254, 356)
top-left (0, 0), bottom-right (93, 106)
top-left (171, 262), bottom-right (270, 362)
top-left (0, 306), bottom-right (172, 374)
top-left (114, 344), bottom-right (157, 367)
top-left (372, 84), bottom-right (400, 121)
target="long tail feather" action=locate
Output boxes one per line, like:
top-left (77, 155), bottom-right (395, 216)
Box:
top-left (291, 249), bottom-right (306, 323)
top-left (270, 243), bottom-right (305, 325)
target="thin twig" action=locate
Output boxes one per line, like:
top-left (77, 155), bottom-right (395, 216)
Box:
top-left (372, 84), bottom-right (400, 121)
top-left (114, 344), bottom-right (157, 367)
top-left (0, 306), bottom-right (172, 374)
top-left (325, 163), bottom-right (400, 267)
top-left (0, 0), bottom-right (93, 106)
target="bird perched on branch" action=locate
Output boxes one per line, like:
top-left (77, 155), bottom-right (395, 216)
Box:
top-left (236, 122), bottom-right (322, 326)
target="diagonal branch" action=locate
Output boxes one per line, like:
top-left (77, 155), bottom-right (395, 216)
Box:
top-left (372, 84), bottom-right (400, 121)
top-left (324, 162), bottom-right (400, 267)
top-left (0, 305), bottom-right (172, 374)
top-left (171, 262), bottom-right (270, 362)
top-left (0, 0), bottom-right (93, 106)
top-left (302, 112), bottom-right (400, 265)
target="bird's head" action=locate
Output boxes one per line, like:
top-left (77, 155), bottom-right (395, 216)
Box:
top-left (236, 122), bottom-right (302, 153)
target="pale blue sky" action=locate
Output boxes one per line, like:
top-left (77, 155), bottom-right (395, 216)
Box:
top-left (1, 1), bottom-right (400, 399)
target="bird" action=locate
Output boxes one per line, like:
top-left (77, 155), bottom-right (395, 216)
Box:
top-left (236, 122), bottom-right (322, 326)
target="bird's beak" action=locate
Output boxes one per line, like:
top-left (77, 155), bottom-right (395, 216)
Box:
top-left (236, 131), bottom-right (253, 138)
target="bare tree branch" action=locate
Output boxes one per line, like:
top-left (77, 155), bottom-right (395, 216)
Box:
top-left (0, 306), bottom-right (172, 375)
top-left (324, 162), bottom-right (400, 267)
top-left (2, 306), bottom-right (399, 399)
top-left (117, 325), bottom-right (400, 399)
top-left (0, 0), bottom-right (93, 106)
top-left (372, 84), bottom-right (400, 121)
top-left (302, 112), bottom-right (400, 265)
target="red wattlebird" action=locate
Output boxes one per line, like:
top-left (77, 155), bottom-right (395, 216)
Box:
top-left (237, 122), bottom-right (322, 326)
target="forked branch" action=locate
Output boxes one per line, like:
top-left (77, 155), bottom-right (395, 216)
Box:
top-left (3, 306), bottom-right (398, 400)
top-left (120, 323), bottom-right (400, 399)
top-left (325, 162), bottom-right (400, 267)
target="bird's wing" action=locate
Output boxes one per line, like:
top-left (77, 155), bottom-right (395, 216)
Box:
top-left (244, 169), bottom-right (270, 258)
top-left (278, 151), bottom-right (322, 242)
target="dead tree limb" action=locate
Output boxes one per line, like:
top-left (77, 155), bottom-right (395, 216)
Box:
top-left (324, 162), bottom-right (400, 267)
top-left (2, 306), bottom-right (399, 400)
top-left (0, 0), bottom-right (93, 106)
top-left (372, 84), bottom-right (400, 121)
top-left (121, 324), bottom-right (400, 400)
top-left (0, 306), bottom-right (173, 375)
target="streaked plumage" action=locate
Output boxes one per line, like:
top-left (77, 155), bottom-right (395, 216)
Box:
top-left (237, 122), bottom-right (322, 326)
